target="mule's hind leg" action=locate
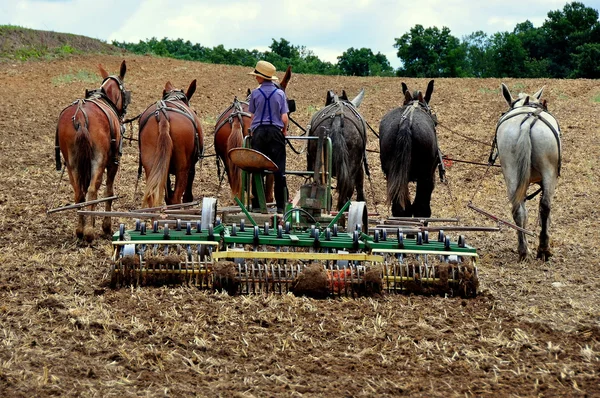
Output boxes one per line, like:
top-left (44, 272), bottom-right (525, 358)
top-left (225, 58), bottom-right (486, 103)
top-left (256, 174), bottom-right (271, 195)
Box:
top-left (355, 168), bottom-right (365, 202)
top-left (102, 161), bottom-right (119, 235)
top-left (172, 170), bottom-right (190, 205)
top-left (412, 178), bottom-right (434, 218)
top-left (537, 181), bottom-right (555, 261)
top-left (183, 165), bottom-right (196, 203)
top-left (68, 168), bottom-right (86, 239)
top-left (83, 163), bottom-right (104, 242)
top-left (512, 201), bottom-right (529, 261)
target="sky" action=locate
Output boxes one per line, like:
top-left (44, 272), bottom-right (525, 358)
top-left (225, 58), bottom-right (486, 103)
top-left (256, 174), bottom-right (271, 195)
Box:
top-left (1, 0), bottom-right (597, 69)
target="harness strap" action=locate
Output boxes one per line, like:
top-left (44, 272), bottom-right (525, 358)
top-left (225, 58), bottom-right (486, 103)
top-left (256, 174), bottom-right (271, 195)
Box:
top-left (493, 107), bottom-right (562, 176)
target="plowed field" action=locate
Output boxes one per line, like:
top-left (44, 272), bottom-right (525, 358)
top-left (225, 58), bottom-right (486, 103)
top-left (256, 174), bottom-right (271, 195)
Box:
top-left (0, 55), bottom-right (599, 397)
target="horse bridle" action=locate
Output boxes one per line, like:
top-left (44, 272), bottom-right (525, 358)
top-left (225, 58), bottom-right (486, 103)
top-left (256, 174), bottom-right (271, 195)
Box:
top-left (99, 75), bottom-right (131, 119)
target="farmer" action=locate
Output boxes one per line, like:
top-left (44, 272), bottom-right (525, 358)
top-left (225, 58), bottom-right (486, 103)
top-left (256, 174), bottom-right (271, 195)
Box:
top-left (248, 60), bottom-right (289, 214)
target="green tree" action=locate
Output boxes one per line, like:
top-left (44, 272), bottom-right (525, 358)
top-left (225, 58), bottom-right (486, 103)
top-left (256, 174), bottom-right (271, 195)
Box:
top-left (462, 31), bottom-right (492, 77)
top-left (571, 43), bottom-right (600, 78)
top-left (337, 47), bottom-right (392, 76)
top-left (542, 1), bottom-right (600, 77)
top-left (394, 25), bottom-right (464, 77)
top-left (488, 32), bottom-right (527, 77)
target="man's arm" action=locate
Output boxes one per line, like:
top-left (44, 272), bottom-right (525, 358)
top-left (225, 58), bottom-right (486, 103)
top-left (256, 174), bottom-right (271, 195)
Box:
top-left (281, 113), bottom-right (289, 136)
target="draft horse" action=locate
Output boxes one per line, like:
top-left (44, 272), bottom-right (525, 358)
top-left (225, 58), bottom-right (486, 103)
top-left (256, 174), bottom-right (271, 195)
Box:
top-left (214, 66), bottom-right (292, 202)
top-left (55, 60), bottom-right (130, 242)
top-left (306, 89), bottom-right (367, 210)
top-left (379, 80), bottom-right (440, 217)
top-left (494, 84), bottom-right (561, 261)
top-left (138, 80), bottom-right (204, 208)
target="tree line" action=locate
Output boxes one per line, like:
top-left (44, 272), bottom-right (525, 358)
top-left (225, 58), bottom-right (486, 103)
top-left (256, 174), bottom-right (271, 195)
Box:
top-left (112, 2), bottom-right (599, 78)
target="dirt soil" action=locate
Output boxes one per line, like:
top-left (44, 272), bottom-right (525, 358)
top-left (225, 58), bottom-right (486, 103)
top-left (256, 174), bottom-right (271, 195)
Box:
top-left (1, 55), bottom-right (599, 397)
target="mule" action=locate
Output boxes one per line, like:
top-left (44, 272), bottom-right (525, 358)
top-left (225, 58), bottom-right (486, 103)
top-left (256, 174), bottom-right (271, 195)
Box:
top-left (307, 89), bottom-right (367, 210)
top-left (55, 60), bottom-right (130, 242)
top-left (379, 80), bottom-right (440, 217)
top-left (138, 80), bottom-right (204, 208)
top-left (495, 83), bottom-right (561, 261)
top-left (214, 66), bottom-right (292, 202)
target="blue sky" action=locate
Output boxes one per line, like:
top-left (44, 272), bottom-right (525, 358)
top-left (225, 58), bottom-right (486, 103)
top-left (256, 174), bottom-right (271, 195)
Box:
top-left (1, 0), bottom-right (596, 68)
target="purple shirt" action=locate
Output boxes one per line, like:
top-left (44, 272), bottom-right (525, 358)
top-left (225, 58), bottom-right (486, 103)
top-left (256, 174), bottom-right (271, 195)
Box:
top-left (249, 81), bottom-right (289, 131)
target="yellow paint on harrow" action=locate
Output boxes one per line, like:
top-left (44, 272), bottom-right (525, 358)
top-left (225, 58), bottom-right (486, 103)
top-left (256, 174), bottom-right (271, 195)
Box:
top-left (213, 251), bottom-right (384, 262)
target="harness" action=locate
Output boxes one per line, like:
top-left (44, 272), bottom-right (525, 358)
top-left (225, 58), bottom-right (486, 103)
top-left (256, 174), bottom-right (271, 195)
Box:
top-left (137, 90), bottom-right (202, 179)
top-left (490, 103), bottom-right (562, 176)
top-left (307, 96), bottom-right (371, 176)
top-left (54, 75), bottom-right (129, 170)
top-left (214, 97), bottom-right (251, 134)
top-left (397, 100), bottom-right (444, 181)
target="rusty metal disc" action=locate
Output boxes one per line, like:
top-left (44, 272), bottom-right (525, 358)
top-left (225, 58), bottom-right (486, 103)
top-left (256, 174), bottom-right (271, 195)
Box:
top-left (228, 148), bottom-right (278, 173)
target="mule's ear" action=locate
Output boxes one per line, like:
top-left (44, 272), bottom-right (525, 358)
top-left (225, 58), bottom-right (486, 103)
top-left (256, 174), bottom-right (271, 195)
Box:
top-left (542, 99), bottom-right (548, 110)
top-left (98, 64), bottom-right (109, 80)
top-left (401, 82), bottom-right (408, 95)
top-left (533, 86), bottom-right (544, 99)
top-left (501, 83), bottom-right (512, 106)
top-left (340, 90), bottom-right (349, 101)
top-left (424, 80), bottom-right (434, 104)
top-left (164, 81), bottom-right (174, 91)
top-left (326, 90), bottom-right (334, 106)
top-left (247, 88), bottom-right (251, 97)
top-left (351, 88), bottom-right (365, 108)
top-left (119, 60), bottom-right (127, 80)
top-left (186, 79), bottom-right (197, 100)
top-left (280, 65), bottom-right (292, 91)
top-left (403, 90), bottom-right (412, 105)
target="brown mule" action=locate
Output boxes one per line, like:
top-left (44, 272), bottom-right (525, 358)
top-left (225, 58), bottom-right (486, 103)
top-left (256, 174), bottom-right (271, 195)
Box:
top-left (138, 80), bottom-right (204, 208)
top-left (214, 66), bottom-right (292, 202)
top-left (55, 60), bottom-right (130, 242)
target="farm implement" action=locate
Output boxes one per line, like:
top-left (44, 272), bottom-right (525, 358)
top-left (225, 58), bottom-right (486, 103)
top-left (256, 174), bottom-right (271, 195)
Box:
top-left (110, 197), bottom-right (479, 298)
top-left (107, 132), bottom-right (480, 298)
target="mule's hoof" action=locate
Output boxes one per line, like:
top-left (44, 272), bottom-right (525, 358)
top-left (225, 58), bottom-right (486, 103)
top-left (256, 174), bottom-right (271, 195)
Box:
top-left (537, 248), bottom-right (552, 261)
top-left (76, 228), bottom-right (84, 239)
top-left (83, 227), bottom-right (95, 243)
top-left (102, 220), bottom-right (112, 235)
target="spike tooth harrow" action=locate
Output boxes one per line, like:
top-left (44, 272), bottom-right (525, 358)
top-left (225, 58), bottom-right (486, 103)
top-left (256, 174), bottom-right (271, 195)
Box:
top-left (110, 201), bottom-right (479, 297)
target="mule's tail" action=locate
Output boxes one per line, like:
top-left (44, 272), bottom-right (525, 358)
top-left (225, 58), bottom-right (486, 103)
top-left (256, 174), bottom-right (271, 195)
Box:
top-left (73, 113), bottom-right (93, 198)
top-left (143, 116), bottom-right (173, 208)
top-left (387, 129), bottom-right (412, 208)
top-left (227, 119), bottom-right (244, 199)
top-left (511, 119), bottom-right (533, 208)
top-left (330, 116), bottom-right (351, 206)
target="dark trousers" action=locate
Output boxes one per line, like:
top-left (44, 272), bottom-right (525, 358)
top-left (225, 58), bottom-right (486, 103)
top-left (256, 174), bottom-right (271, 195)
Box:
top-left (251, 125), bottom-right (287, 211)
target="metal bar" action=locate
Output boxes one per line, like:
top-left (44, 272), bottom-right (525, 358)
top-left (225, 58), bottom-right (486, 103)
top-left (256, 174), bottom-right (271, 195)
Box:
top-left (375, 225), bottom-right (500, 232)
top-left (129, 200), bottom-right (201, 213)
top-left (47, 196), bottom-right (119, 214)
top-left (77, 210), bottom-right (202, 220)
top-left (233, 196), bottom-right (258, 227)
top-left (323, 201), bottom-right (352, 231)
top-left (387, 217), bottom-right (459, 223)
top-left (467, 202), bottom-right (535, 236)
top-left (112, 240), bottom-right (219, 246)
top-left (373, 248), bottom-right (478, 257)
top-left (213, 251), bottom-right (384, 262)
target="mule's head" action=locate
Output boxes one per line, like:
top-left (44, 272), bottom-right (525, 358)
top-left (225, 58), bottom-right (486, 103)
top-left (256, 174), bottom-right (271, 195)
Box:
top-left (99, 60), bottom-right (130, 117)
top-left (401, 80), bottom-right (434, 107)
top-left (501, 83), bottom-right (545, 109)
top-left (325, 89), bottom-right (365, 107)
top-left (162, 80), bottom-right (197, 105)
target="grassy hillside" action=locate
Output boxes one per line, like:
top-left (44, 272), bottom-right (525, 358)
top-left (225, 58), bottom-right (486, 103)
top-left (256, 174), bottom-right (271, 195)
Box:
top-left (0, 25), bottom-right (123, 61)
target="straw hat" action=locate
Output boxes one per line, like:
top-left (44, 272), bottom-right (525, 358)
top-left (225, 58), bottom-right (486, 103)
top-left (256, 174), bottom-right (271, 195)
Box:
top-left (248, 60), bottom-right (279, 80)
